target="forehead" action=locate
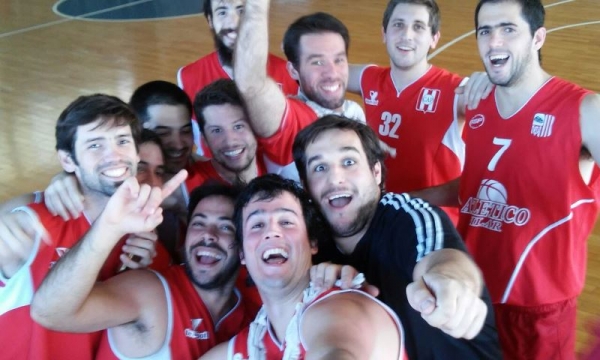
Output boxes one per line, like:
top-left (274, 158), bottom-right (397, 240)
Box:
top-left (139, 142), bottom-right (164, 164)
top-left (145, 104), bottom-right (191, 129)
top-left (243, 191), bottom-right (303, 220)
top-left (305, 128), bottom-right (364, 158)
top-left (478, 1), bottom-right (524, 26)
top-left (298, 32), bottom-right (346, 58)
top-left (390, 3), bottom-right (431, 24)
top-left (202, 103), bottom-right (246, 126)
top-left (74, 119), bottom-right (132, 143)
top-left (211, 0), bottom-right (244, 11)
top-left (192, 195), bottom-right (234, 217)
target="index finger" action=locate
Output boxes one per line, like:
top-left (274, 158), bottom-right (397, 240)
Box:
top-left (161, 170), bottom-right (187, 201)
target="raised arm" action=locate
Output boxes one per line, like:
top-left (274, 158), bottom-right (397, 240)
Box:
top-left (581, 93), bottom-right (600, 165)
top-left (234, 0), bottom-right (287, 138)
top-left (407, 248), bottom-right (486, 340)
top-left (301, 292), bottom-right (402, 360)
top-left (31, 172), bottom-right (186, 332)
top-left (347, 64), bottom-right (368, 95)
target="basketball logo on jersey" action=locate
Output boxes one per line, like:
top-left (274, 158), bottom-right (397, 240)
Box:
top-left (185, 318), bottom-right (209, 340)
top-left (365, 90), bottom-right (379, 106)
top-left (461, 179), bottom-right (531, 232)
top-left (416, 88), bottom-right (440, 113)
top-left (469, 114), bottom-right (485, 129)
top-left (531, 113), bottom-right (555, 138)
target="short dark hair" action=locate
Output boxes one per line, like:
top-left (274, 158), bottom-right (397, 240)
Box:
top-left (193, 79), bottom-right (246, 133)
top-left (475, 0), bottom-right (544, 37)
top-left (382, 0), bottom-right (441, 35)
top-left (292, 115), bottom-right (386, 191)
top-left (283, 12), bottom-right (350, 68)
top-left (55, 94), bottom-right (141, 161)
top-left (233, 175), bottom-right (333, 259)
top-left (203, 0), bottom-right (213, 20)
top-left (129, 80), bottom-right (192, 126)
top-left (187, 181), bottom-right (242, 224)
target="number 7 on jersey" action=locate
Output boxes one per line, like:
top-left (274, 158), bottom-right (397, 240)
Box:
top-left (488, 137), bottom-right (512, 171)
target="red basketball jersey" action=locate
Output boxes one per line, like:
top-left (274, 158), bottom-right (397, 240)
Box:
top-left (97, 265), bottom-right (255, 359)
top-left (177, 52), bottom-right (298, 157)
top-left (184, 157), bottom-right (267, 194)
top-left (459, 77), bottom-right (600, 306)
top-left (360, 65), bottom-right (464, 223)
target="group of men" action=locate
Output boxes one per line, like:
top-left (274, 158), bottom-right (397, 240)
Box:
top-left (1, 0), bottom-right (599, 359)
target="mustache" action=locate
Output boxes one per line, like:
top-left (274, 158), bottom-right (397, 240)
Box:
top-left (97, 161), bottom-right (134, 171)
top-left (189, 241), bottom-right (226, 255)
top-left (218, 28), bottom-right (236, 37)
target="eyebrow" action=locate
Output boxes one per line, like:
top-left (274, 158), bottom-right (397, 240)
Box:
top-left (245, 207), bottom-right (298, 222)
top-left (307, 146), bottom-right (361, 167)
top-left (191, 213), bottom-right (232, 221)
top-left (477, 22), bottom-right (517, 31)
top-left (84, 137), bottom-right (105, 143)
top-left (305, 51), bottom-right (347, 62)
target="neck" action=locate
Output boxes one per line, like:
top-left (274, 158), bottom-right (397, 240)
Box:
top-left (390, 61), bottom-right (431, 92)
top-left (211, 158), bottom-right (258, 185)
top-left (195, 280), bottom-right (238, 325)
top-left (334, 225), bottom-right (369, 255)
top-left (260, 276), bottom-right (309, 343)
top-left (80, 191), bottom-right (110, 222)
top-left (495, 66), bottom-right (551, 117)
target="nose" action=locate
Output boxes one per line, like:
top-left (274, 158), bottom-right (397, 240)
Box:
top-left (225, 12), bottom-right (240, 29)
top-left (166, 133), bottom-right (184, 150)
top-left (489, 29), bottom-right (503, 48)
top-left (327, 164), bottom-right (346, 185)
top-left (201, 225), bottom-right (219, 243)
top-left (263, 218), bottom-right (282, 241)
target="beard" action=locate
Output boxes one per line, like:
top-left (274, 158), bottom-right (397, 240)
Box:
top-left (213, 32), bottom-right (234, 68)
top-left (328, 196), bottom-right (379, 239)
top-left (185, 242), bottom-right (240, 290)
top-left (487, 50), bottom-right (531, 87)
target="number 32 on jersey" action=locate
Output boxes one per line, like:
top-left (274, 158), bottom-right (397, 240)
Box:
top-left (379, 111), bottom-right (401, 139)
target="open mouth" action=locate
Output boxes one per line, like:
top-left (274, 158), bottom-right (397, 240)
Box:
top-left (223, 148), bottom-right (244, 158)
top-left (321, 83), bottom-right (341, 93)
top-left (489, 54), bottom-right (509, 66)
top-left (261, 248), bottom-right (289, 265)
top-left (101, 167), bottom-right (128, 179)
top-left (195, 249), bottom-right (224, 265)
top-left (328, 193), bottom-right (352, 208)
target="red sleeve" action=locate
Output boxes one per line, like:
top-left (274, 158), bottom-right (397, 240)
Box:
top-left (258, 98), bottom-right (316, 165)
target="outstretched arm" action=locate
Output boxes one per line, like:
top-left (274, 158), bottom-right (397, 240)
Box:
top-left (31, 171), bottom-right (186, 332)
top-left (234, 0), bottom-right (287, 138)
top-left (347, 64), bottom-right (368, 95)
top-left (407, 248), bottom-right (486, 340)
top-left (410, 177), bottom-right (461, 207)
top-left (302, 292), bottom-right (402, 360)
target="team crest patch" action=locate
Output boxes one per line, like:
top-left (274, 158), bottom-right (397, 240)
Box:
top-left (185, 318), bottom-right (209, 340)
top-left (531, 113), bottom-right (555, 138)
top-left (365, 90), bottom-right (379, 106)
top-left (469, 114), bottom-right (485, 129)
top-left (416, 88), bottom-right (440, 113)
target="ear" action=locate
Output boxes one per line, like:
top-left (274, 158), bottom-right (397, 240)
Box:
top-left (373, 161), bottom-right (382, 186)
top-left (310, 239), bottom-right (318, 255)
top-left (431, 31), bottom-right (441, 49)
top-left (381, 26), bottom-right (386, 44)
top-left (239, 250), bottom-right (246, 265)
top-left (287, 61), bottom-right (300, 81)
top-left (532, 27), bottom-right (546, 51)
top-left (57, 150), bottom-right (77, 173)
top-left (207, 15), bottom-right (214, 30)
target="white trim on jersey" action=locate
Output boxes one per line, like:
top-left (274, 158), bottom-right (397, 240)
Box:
top-left (176, 67), bottom-right (184, 89)
top-left (441, 87), bottom-right (466, 169)
top-left (501, 198), bottom-right (596, 303)
top-left (380, 193), bottom-right (445, 262)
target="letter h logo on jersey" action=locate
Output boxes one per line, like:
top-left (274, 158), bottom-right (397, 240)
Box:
top-left (416, 88), bottom-right (440, 113)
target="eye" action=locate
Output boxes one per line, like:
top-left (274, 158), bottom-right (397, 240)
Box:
top-left (88, 143), bottom-right (101, 150)
top-left (182, 127), bottom-right (193, 134)
top-left (334, 57), bottom-right (346, 64)
top-left (234, 124), bottom-right (244, 130)
top-left (156, 169), bottom-right (166, 178)
top-left (414, 24), bottom-right (425, 31)
top-left (250, 222), bottom-right (264, 230)
top-left (155, 130), bottom-right (170, 137)
top-left (343, 159), bottom-right (356, 166)
top-left (137, 166), bottom-right (147, 174)
top-left (221, 224), bottom-right (235, 232)
top-left (504, 27), bottom-right (515, 33)
top-left (216, 10), bottom-right (226, 17)
top-left (118, 138), bottom-right (131, 145)
top-left (313, 164), bottom-right (326, 172)
top-left (191, 221), bottom-right (205, 228)
top-left (478, 29), bottom-right (489, 36)
top-left (393, 22), bottom-right (403, 28)
top-left (311, 60), bottom-right (324, 66)
top-left (210, 128), bottom-right (222, 134)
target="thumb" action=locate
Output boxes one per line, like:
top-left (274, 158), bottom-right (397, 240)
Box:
top-left (406, 277), bottom-right (436, 315)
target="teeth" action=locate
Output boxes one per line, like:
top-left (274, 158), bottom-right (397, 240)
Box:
top-left (196, 250), bottom-right (223, 260)
top-left (398, 46), bottom-right (412, 51)
top-left (328, 194), bottom-right (351, 201)
top-left (167, 150), bottom-right (184, 158)
top-left (322, 84), bottom-right (339, 92)
top-left (262, 248), bottom-right (289, 260)
top-left (490, 54), bottom-right (508, 61)
top-left (102, 168), bottom-right (127, 178)
top-left (224, 149), bottom-right (243, 157)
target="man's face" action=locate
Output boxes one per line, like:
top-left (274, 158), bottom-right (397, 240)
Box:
top-left (383, 3), bottom-right (440, 71)
top-left (136, 142), bottom-right (166, 187)
top-left (241, 191), bottom-right (316, 290)
top-left (304, 129), bottom-right (381, 240)
top-left (293, 32), bottom-right (349, 111)
top-left (201, 103), bottom-right (257, 173)
top-left (476, 2), bottom-right (542, 87)
top-left (145, 104), bottom-right (193, 173)
top-left (64, 119), bottom-right (139, 198)
top-left (208, 0), bottom-right (245, 65)
top-left (185, 195), bottom-right (240, 290)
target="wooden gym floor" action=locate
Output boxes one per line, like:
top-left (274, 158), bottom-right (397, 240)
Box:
top-left (0, 0), bottom-right (599, 355)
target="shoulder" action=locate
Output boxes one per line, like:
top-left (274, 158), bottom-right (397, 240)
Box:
top-left (429, 66), bottom-right (464, 86)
